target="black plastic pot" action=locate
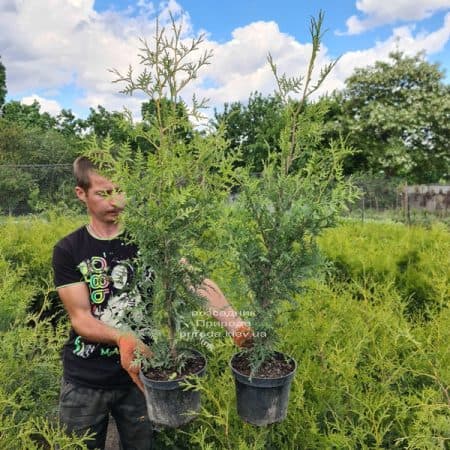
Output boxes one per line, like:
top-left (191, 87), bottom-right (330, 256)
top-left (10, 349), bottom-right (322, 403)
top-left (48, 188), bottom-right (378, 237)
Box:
top-left (139, 350), bottom-right (206, 428)
top-left (230, 351), bottom-right (296, 426)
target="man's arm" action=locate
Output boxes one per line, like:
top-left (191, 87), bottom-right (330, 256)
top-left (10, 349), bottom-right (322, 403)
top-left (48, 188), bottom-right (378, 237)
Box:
top-left (57, 283), bottom-right (150, 391)
top-left (57, 283), bottom-right (121, 344)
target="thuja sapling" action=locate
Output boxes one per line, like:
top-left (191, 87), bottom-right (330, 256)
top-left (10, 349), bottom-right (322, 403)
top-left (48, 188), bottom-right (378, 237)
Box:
top-left (227, 12), bottom-right (358, 425)
top-left (83, 14), bottom-right (237, 407)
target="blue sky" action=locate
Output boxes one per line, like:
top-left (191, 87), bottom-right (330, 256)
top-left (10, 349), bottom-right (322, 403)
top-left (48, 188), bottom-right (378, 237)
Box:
top-left (1, 0), bottom-right (449, 119)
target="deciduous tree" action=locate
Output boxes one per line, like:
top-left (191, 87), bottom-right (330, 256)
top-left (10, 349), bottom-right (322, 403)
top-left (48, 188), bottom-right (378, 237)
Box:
top-left (1, 100), bottom-right (56, 130)
top-left (84, 104), bottom-right (130, 142)
top-left (0, 119), bottom-right (78, 213)
top-left (213, 92), bottom-right (285, 172)
top-left (56, 108), bottom-right (87, 137)
top-left (328, 51), bottom-right (450, 183)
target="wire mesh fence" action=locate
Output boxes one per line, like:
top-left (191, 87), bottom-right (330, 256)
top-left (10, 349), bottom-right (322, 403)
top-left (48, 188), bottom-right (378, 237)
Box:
top-left (347, 175), bottom-right (450, 223)
top-left (1, 165), bottom-right (449, 221)
top-left (0, 164), bottom-right (80, 215)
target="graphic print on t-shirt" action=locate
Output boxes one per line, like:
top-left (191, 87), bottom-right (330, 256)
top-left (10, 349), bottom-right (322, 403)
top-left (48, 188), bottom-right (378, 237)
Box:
top-left (74, 254), bottom-right (142, 358)
top-left (78, 256), bottom-right (110, 304)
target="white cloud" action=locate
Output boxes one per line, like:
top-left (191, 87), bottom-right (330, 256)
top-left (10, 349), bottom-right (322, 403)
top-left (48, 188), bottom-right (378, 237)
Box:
top-left (1, 1), bottom-right (449, 122)
top-left (328, 12), bottom-right (450, 95)
top-left (344, 0), bottom-right (450, 34)
top-left (189, 12), bottom-right (450, 112)
top-left (184, 21), bottom-right (322, 113)
top-left (21, 94), bottom-right (62, 116)
top-left (0, 0), bottom-right (190, 118)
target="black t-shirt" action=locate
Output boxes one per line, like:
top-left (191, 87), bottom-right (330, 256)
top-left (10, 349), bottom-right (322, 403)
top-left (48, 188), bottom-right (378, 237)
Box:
top-left (52, 225), bottom-right (150, 389)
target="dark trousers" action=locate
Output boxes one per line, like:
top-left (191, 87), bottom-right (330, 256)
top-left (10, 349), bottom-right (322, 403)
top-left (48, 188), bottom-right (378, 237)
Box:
top-left (59, 380), bottom-right (153, 450)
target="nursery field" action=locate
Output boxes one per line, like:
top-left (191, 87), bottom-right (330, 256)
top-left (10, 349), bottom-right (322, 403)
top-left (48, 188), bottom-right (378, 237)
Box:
top-left (0, 214), bottom-right (449, 449)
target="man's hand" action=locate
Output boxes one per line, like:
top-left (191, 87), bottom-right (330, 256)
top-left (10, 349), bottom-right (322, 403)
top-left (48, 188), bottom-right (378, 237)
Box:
top-left (232, 323), bottom-right (254, 348)
top-left (117, 333), bottom-right (152, 393)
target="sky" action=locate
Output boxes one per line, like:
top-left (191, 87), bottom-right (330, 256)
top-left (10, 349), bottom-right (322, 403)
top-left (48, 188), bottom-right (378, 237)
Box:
top-left (1, 0), bottom-right (450, 120)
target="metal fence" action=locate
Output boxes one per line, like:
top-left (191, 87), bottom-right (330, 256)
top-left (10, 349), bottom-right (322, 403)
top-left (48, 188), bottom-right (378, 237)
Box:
top-left (0, 164), bottom-right (78, 215)
top-left (1, 165), bottom-right (449, 220)
top-left (348, 177), bottom-right (450, 222)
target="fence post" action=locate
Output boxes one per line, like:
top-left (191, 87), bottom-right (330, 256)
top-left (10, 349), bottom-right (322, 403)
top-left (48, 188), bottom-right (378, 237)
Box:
top-left (361, 194), bottom-right (365, 223)
top-left (403, 184), bottom-right (411, 225)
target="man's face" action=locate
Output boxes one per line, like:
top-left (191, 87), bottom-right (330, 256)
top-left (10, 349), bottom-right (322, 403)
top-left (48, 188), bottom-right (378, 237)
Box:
top-left (76, 171), bottom-right (125, 223)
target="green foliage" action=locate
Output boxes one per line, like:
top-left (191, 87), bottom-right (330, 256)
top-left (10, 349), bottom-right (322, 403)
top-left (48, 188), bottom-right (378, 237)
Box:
top-left (109, 15), bottom-right (212, 122)
top-left (1, 100), bottom-right (57, 131)
top-left (0, 214), bottom-right (84, 280)
top-left (319, 220), bottom-right (450, 319)
top-left (0, 256), bottom-right (35, 332)
top-left (328, 51), bottom-right (450, 183)
top-left (0, 216), bottom-right (91, 448)
top-left (228, 12), bottom-right (357, 372)
top-left (213, 92), bottom-right (285, 173)
top-left (56, 108), bottom-right (87, 137)
top-left (0, 316), bottom-right (92, 449)
top-left (0, 214), bottom-right (84, 325)
top-left (0, 414), bottom-right (91, 449)
top-left (1, 318), bottom-right (66, 419)
top-left (141, 98), bottom-right (194, 148)
top-left (0, 166), bottom-right (37, 214)
top-left (85, 15), bottom-right (236, 369)
top-left (1, 216), bottom-right (449, 448)
top-left (283, 282), bottom-right (450, 449)
top-left (83, 104), bottom-right (132, 143)
top-left (153, 279), bottom-right (450, 449)
top-left (0, 118), bottom-right (80, 214)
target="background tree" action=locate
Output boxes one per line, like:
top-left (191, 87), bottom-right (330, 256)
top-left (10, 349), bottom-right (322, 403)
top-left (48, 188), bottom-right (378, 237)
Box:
top-left (84, 104), bottom-right (131, 142)
top-left (0, 166), bottom-right (37, 214)
top-left (0, 56), bottom-right (6, 110)
top-left (0, 117), bottom-right (79, 213)
top-left (56, 108), bottom-right (87, 137)
top-left (213, 92), bottom-right (284, 172)
top-left (1, 100), bottom-right (57, 131)
top-left (328, 51), bottom-right (450, 183)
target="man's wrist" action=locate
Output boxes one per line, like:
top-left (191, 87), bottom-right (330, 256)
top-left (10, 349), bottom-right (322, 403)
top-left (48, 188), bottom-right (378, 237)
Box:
top-left (115, 329), bottom-right (133, 346)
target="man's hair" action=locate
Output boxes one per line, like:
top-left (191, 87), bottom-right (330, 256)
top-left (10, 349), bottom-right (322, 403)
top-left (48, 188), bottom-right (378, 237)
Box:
top-left (73, 156), bottom-right (97, 191)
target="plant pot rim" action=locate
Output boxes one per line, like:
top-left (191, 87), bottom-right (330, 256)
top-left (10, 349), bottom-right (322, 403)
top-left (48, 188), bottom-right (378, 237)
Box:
top-left (139, 348), bottom-right (206, 390)
top-left (230, 350), bottom-right (296, 387)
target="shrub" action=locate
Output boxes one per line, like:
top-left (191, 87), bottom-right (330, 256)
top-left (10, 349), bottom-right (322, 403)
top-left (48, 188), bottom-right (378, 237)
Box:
top-left (318, 221), bottom-right (450, 319)
top-left (153, 280), bottom-right (449, 448)
top-left (0, 315), bottom-right (92, 449)
top-left (0, 213), bottom-right (83, 280)
top-left (84, 16), bottom-right (236, 371)
top-left (1, 212), bottom-right (449, 448)
top-left (0, 214), bottom-right (84, 322)
top-left (226, 12), bottom-right (357, 374)
top-left (0, 257), bottom-right (35, 331)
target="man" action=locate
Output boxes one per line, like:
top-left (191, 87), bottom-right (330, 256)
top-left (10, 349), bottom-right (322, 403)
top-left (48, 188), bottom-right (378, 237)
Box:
top-left (52, 156), bottom-right (251, 449)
